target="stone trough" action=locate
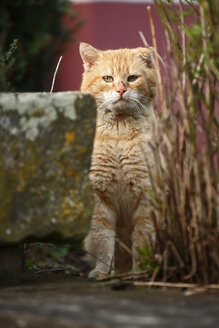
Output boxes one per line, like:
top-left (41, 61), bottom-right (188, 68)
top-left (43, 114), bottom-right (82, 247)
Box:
top-left (0, 92), bottom-right (96, 284)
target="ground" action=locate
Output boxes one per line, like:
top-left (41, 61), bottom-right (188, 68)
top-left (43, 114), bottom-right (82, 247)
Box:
top-left (0, 273), bottom-right (218, 328)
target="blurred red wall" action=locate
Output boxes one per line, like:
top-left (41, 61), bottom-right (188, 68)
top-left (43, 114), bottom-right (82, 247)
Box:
top-left (54, 1), bottom-right (166, 92)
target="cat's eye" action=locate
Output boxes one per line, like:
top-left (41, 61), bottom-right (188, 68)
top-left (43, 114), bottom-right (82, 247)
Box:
top-left (127, 75), bottom-right (138, 82)
top-left (103, 76), bottom-right (114, 83)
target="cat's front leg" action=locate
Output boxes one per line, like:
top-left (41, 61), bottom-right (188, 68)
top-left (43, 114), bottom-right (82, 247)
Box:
top-left (85, 202), bottom-right (116, 278)
top-left (131, 203), bottom-right (155, 271)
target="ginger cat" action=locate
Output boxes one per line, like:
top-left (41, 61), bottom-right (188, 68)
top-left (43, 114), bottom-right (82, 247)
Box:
top-left (80, 43), bottom-right (157, 278)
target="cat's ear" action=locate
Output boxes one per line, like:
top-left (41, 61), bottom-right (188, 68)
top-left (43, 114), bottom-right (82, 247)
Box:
top-left (79, 43), bottom-right (102, 71)
top-left (139, 47), bottom-right (154, 69)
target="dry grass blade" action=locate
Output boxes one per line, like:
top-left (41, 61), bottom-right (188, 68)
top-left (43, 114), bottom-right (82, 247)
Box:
top-left (139, 30), bottom-right (167, 73)
top-left (133, 281), bottom-right (219, 290)
top-left (141, 0), bottom-right (219, 285)
top-left (50, 55), bottom-right (63, 93)
top-left (115, 237), bottom-right (133, 257)
top-left (147, 6), bottom-right (166, 119)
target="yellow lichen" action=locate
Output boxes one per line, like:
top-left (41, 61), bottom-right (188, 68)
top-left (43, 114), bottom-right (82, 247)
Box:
top-left (33, 108), bottom-right (43, 117)
top-left (75, 175), bottom-right (81, 183)
top-left (66, 169), bottom-right (74, 177)
top-left (61, 198), bottom-right (73, 218)
top-left (78, 146), bottom-right (86, 154)
top-left (69, 189), bottom-right (75, 197)
top-left (65, 131), bottom-right (76, 144)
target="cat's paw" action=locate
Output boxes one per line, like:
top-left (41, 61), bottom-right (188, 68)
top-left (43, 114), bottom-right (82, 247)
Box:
top-left (88, 269), bottom-right (108, 279)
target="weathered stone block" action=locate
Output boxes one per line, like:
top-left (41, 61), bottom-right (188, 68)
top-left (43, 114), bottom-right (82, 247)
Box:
top-left (0, 92), bottom-right (96, 244)
top-left (0, 246), bottom-right (22, 285)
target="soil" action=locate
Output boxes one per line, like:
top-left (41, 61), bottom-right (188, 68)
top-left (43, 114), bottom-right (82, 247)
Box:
top-left (0, 273), bottom-right (218, 328)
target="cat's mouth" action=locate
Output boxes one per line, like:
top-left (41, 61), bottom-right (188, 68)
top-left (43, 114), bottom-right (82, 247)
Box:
top-left (114, 98), bottom-right (126, 104)
top-left (112, 97), bottom-right (132, 116)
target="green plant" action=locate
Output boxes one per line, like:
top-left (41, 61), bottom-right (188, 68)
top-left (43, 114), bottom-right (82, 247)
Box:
top-left (0, 0), bottom-right (81, 91)
top-left (0, 39), bottom-right (17, 91)
top-left (23, 242), bottom-right (87, 273)
top-left (136, 245), bottom-right (159, 273)
top-left (144, 0), bottom-right (219, 284)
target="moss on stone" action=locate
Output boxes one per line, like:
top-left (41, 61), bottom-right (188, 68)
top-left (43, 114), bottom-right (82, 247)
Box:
top-left (0, 92), bottom-right (96, 244)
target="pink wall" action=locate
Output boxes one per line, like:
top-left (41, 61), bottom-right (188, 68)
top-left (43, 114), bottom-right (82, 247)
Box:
top-left (54, 1), bottom-right (166, 92)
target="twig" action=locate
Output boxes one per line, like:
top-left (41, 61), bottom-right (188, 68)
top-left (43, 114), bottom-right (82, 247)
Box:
top-left (147, 6), bottom-right (166, 118)
top-left (192, 53), bottom-right (204, 86)
top-left (86, 250), bottom-right (111, 270)
top-left (149, 266), bottom-right (160, 285)
top-left (115, 237), bottom-right (133, 257)
top-left (50, 55), bottom-right (63, 93)
top-left (168, 241), bottom-right (185, 269)
top-left (139, 31), bottom-right (167, 75)
top-left (183, 241), bottom-right (197, 281)
top-left (35, 267), bottom-right (77, 274)
top-left (133, 281), bottom-right (219, 289)
top-left (179, 0), bottom-right (186, 92)
top-left (139, 31), bottom-right (149, 47)
top-left (162, 246), bottom-right (168, 282)
top-left (200, 3), bottom-right (210, 106)
top-left (96, 270), bottom-right (150, 281)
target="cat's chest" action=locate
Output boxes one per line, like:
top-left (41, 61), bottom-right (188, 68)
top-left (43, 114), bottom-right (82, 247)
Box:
top-left (90, 127), bottom-right (152, 193)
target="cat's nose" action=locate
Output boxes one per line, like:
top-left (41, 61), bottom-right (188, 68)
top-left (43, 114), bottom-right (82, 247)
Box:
top-left (115, 81), bottom-right (127, 97)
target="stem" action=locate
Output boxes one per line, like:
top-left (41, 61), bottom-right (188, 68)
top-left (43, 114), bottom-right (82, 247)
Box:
top-left (147, 6), bottom-right (166, 119)
top-left (50, 56), bottom-right (63, 93)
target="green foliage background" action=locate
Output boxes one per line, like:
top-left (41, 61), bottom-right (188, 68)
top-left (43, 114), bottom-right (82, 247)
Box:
top-left (0, 0), bottom-right (80, 91)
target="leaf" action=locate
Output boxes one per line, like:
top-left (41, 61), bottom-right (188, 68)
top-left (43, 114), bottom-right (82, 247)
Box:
top-left (25, 258), bottom-right (37, 269)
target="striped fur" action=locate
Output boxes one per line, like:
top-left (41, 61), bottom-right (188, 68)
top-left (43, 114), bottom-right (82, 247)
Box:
top-left (80, 43), bottom-right (157, 277)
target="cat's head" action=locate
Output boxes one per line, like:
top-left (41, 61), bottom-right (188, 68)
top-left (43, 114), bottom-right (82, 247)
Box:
top-left (79, 43), bottom-right (156, 118)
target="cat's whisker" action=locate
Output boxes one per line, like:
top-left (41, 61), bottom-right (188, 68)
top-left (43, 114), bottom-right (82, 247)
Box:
top-left (133, 101), bottom-right (144, 118)
top-left (97, 99), bottom-right (111, 111)
top-left (96, 92), bottom-right (121, 112)
top-left (135, 98), bottom-right (148, 111)
top-left (132, 101), bottom-right (142, 117)
top-left (128, 94), bottom-right (150, 116)
top-left (133, 93), bottom-right (151, 104)
top-left (129, 97), bottom-right (142, 114)
top-left (138, 95), bottom-right (151, 105)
